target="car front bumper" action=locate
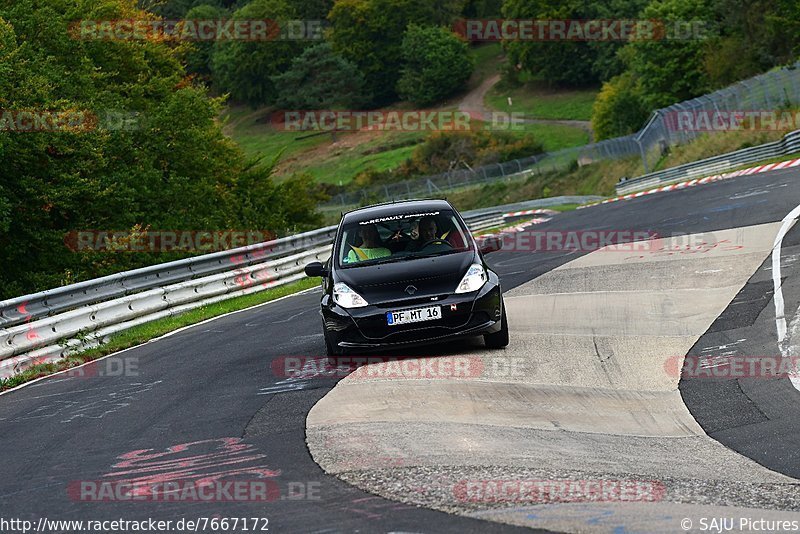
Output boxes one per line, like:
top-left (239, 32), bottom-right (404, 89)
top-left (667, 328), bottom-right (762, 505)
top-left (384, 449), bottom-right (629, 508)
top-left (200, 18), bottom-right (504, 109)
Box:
top-left (321, 277), bottom-right (503, 353)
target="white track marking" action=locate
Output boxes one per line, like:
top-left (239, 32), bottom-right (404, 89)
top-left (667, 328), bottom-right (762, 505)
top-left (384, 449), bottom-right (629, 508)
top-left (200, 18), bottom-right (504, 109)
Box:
top-left (771, 204), bottom-right (800, 390)
top-left (771, 205), bottom-right (800, 343)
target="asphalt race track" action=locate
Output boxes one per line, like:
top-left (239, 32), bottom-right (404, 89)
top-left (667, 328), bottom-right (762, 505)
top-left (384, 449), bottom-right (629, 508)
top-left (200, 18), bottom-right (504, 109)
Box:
top-left (2, 167), bottom-right (800, 533)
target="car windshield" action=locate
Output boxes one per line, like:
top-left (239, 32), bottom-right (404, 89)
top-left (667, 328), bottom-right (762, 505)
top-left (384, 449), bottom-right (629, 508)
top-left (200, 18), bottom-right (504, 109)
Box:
top-left (337, 209), bottom-right (473, 268)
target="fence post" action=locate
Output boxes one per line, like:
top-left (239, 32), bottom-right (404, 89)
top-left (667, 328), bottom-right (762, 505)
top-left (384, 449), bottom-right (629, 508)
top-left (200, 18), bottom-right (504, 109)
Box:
top-left (636, 137), bottom-right (648, 174)
top-left (762, 77), bottom-right (774, 109)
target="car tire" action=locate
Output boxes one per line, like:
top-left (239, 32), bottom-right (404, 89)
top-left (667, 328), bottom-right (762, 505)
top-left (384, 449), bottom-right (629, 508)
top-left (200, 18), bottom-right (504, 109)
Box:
top-left (484, 307), bottom-right (509, 349)
top-left (324, 329), bottom-right (346, 366)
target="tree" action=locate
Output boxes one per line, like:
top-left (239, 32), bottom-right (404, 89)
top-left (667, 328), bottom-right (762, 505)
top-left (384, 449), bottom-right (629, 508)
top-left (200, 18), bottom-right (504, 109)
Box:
top-left (501, 0), bottom-right (601, 87)
top-left (704, 0), bottom-right (800, 87)
top-left (0, 0), bottom-right (322, 298)
top-left (210, 0), bottom-right (306, 106)
top-left (396, 25), bottom-right (473, 106)
top-left (501, 0), bottom-right (648, 87)
top-left (285, 0), bottom-right (334, 19)
top-left (619, 0), bottom-right (716, 109)
top-left (271, 42), bottom-right (368, 109)
top-left (591, 72), bottom-right (649, 140)
top-left (329, 0), bottom-right (463, 106)
top-left (146, 0), bottom-right (238, 18)
top-left (182, 4), bottom-right (227, 80)
top-left (462, 0), bottom-right (503, 18)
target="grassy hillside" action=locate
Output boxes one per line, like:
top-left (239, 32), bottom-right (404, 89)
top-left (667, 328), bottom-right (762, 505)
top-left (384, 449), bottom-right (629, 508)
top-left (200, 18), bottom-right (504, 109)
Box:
top-left (485, 83), bottom-right (599, 121)
top-left (437, 128), bottom-right (794, 214)
top-left (223, 43), bottom-right (592, 186)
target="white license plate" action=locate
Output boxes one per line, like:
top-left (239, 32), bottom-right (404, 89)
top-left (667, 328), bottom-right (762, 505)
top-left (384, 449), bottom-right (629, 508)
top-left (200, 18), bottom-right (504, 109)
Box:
top-left (386, 306), bottom-right (441, 326)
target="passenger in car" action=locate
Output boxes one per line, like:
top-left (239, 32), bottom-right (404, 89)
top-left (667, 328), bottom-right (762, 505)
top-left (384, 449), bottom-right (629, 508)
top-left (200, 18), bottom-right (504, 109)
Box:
top-left (345, 224), bottom-right (391, 263)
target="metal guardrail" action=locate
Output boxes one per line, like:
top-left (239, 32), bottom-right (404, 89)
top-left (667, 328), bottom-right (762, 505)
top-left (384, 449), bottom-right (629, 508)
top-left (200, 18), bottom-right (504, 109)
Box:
top-left (616, 130), bottom-right (800, 195)
top-left (0, 205), bottom-right (550, 377)
top-left (0, 226), bottom-right (339, 330)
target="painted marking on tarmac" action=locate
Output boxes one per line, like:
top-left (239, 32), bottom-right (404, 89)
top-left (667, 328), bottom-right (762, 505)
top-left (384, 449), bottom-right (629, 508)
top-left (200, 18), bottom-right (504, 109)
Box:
top-left (699, 340), bottom-right (746, 353)
top-left (729, 190), bottom-right (770, 199)
top-left (762, 253), bottom-right (800, 271)
top-left (342, 496), bottom-right (417, 521)
top-left (771, 203), bottom-right (800, 390)
top-left (98, 437), bottom-right (280, 498)
top-left (257, 382), bottom-right (324, 395)
top-left (8, 381), bottom-right (162, 423)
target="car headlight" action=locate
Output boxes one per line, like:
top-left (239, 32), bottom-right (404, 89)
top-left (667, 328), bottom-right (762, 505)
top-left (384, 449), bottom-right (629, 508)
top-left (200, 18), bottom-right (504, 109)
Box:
top-left (333, 282), bottom-right (369, 308)
top-left (455, 263), bottom-right (487, 294)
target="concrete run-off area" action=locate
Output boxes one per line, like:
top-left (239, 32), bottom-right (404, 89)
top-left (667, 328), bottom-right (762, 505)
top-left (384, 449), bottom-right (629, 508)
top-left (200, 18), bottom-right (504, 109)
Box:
top-left (306, 222), bottom-right (800, 533)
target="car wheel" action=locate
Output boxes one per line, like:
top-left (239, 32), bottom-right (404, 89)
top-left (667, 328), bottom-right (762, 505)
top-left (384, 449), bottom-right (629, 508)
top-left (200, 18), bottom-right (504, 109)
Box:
top-left (324, 328), bottom-right (346, 366)
top-left (484, 307), bottom-right (509, 349)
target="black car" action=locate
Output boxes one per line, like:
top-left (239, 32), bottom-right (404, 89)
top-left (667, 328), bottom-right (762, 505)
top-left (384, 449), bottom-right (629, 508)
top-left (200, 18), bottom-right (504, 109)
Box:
top-left (304, 199), bottom-right (508, 360)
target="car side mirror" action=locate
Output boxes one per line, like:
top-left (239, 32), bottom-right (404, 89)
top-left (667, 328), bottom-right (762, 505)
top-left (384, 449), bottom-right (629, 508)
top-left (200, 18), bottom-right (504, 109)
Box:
top-left (304, 261), bottom-right (328, 278)
top-left (479, 236), bottom-right (503, 255)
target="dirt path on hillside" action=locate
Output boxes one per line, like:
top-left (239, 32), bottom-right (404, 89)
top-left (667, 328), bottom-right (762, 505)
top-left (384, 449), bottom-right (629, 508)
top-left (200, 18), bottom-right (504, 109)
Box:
top-left (458, 74), bottom-right (595, 142)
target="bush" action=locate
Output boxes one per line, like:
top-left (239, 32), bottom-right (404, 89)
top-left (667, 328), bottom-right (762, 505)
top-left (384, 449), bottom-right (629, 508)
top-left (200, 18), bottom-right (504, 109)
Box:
top-left (406, 130), bottom-right (544, 175)
top-left (271, 42), bottom-right (369, 109)
top-left (591, 72), bottom-right (649, 140)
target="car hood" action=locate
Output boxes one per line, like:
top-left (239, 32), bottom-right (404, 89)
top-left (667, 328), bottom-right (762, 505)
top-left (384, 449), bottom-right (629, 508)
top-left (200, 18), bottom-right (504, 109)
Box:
top-left (335, 251), bottom-right (475, 304)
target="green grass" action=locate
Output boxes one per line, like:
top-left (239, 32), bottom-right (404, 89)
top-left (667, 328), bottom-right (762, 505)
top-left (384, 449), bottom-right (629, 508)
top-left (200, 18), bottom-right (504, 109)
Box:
top-left (281, 130), bottom-right (427, 185)
top-left (444, 125), bottom-right (800, 213)
top-left (221, 41), bottom-right (587, 188)
top-left (503, 121), bottom-right (590, 151)
top-left (0, 278), bottom-right (320, 393)
top-left (485, 83), bottom-right (599, 121)
top-left (653, 129), bottom-right (789, 172)
top-left (302, 145), bottom-right (418, 185)
top-left (223, 106), bottom-right (333, 164)
top-left (545, 203), bottom-right (580, 212)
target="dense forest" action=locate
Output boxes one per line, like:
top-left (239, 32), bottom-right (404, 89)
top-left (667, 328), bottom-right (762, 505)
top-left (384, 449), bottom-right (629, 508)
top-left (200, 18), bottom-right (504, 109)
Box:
top-left (1, 0), bottom-right (798, 298)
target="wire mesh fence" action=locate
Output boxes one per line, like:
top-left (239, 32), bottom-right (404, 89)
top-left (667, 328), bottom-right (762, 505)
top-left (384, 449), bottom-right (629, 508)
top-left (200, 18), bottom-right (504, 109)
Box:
top-left (321, 62), bottom-right (800, 211)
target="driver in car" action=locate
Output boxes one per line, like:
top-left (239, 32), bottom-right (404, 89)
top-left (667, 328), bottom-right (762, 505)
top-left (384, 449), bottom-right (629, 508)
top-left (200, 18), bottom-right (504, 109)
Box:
top-left (405, 216), bottom-right (440, 252)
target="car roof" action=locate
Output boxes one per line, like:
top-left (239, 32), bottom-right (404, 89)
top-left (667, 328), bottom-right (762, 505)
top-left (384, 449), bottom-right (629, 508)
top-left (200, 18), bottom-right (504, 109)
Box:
top-left (342, 199), bottom-right (455, 224)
